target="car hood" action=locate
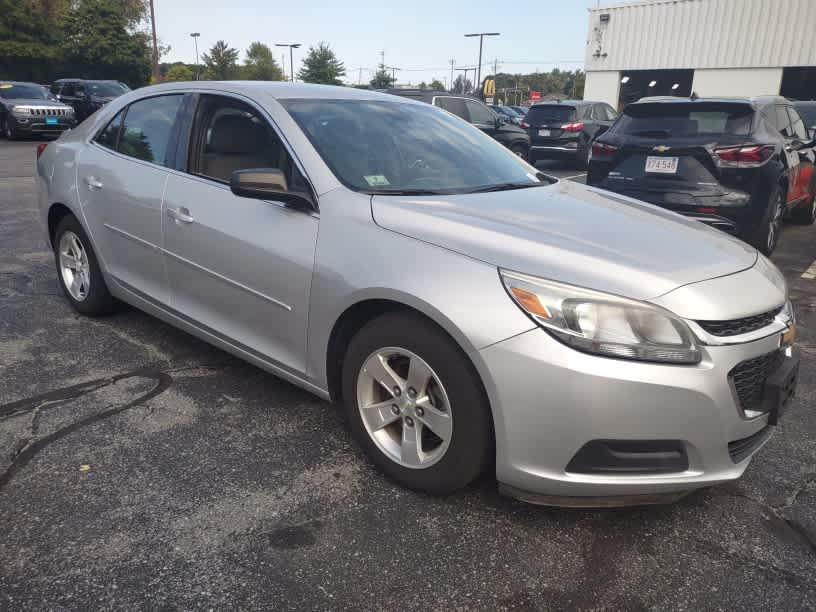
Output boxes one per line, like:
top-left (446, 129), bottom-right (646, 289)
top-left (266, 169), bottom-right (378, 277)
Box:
top-left (4, 98), bottom-right (69, 108)
top-left (371, 179), bottom-right (757, 301)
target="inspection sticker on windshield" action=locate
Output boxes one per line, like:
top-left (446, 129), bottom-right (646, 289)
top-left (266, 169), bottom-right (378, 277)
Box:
top-left (364, 175), bottom-right (390, 187)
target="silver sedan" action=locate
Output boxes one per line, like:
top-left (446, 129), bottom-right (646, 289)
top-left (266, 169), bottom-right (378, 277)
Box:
top-left (35, 82), bottom-right (799, 506)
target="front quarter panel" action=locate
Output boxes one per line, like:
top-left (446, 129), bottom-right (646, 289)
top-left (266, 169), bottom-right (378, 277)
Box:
top-left (306, 188), bottom-right (535, 390)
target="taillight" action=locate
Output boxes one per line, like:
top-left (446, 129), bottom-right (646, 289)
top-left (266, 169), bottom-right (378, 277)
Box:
top-left (591, 141), bottom-right (618, 161)
top-left (714, 144), bottom-right (774, 167)
top-left (36, 143), bottom-right (49, 159)
top-left (520, 121), bottom-right (529, 129)
top-left (561, 122), bottom-right (584, 133)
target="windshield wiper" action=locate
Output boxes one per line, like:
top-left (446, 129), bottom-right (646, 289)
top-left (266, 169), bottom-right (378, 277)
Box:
top-left (464, 181), bottom-right (547, 194)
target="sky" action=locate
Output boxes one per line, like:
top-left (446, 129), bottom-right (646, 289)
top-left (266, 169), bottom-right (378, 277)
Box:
top-left (156, 0), bottom-right (609, 86)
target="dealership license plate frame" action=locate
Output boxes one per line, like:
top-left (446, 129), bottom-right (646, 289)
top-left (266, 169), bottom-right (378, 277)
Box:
top-left (645, 156), bottom-right (678, 174)
top-left (538, 129), bottom-right (551, 137)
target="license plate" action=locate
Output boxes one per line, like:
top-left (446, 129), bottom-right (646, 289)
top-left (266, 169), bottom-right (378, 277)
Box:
top-left (645, 156), bottom-right (678, 173)
top-left (766, 346), bottom-right (800, 425)
top-left (538, 129), bottom-right (551, 137)
top-left (46, 117), bottom-right (59, 125)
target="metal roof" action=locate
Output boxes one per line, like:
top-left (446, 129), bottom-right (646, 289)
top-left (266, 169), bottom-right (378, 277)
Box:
top-left (586, 0), bottom-right (816, 71)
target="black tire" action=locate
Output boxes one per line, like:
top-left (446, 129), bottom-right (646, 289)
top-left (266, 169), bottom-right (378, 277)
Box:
top-left (341, 312), bottom-right (493, 495)
top-left (577, 141), bottom-right (591, 169)
top-left (4, 118), bottom-right (17, 141)
top-left (791, 192), bottom-right (816, 225)
top-left (53, 214), bottom-right (117, 316)
top-left (746, 185), bottom-right (785, 255)
top-left (510, 142), bottom-right (528, 162)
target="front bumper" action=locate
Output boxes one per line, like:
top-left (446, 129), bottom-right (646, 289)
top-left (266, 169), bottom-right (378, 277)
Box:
top-left (9, 114), bottom-right (76, 135)
top-left (480, 326), bottom-right (792, 504)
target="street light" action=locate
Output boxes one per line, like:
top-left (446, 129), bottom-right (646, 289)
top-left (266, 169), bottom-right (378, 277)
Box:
top-left (464, 32), bottom-right (499, 93)
top-left (276, 43), bottom-right (301, 82)
top-left (190, 32), bottom-right (200, 80)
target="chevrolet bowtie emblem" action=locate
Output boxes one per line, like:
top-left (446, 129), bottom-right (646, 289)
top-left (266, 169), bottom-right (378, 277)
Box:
top-left (653, 145), bottom-right (671, 153)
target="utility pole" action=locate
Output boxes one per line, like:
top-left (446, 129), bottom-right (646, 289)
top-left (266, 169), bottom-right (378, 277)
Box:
top-left (448, 58), bottom-right (455, 92)
top-left (190, 32), bottom-right (200, 80)
top-left (276, 43), bottom-right (301, 82)
top-left (387, 66), bottom-right (400, 84)
top-left (454, 66), bottom-right (475, 93)
top-left (148, 0), bottom-right (160, 82)
top-left (358, 67), bottom-right (363, 85)
top-left (464, 32), bottom-right (499, 92)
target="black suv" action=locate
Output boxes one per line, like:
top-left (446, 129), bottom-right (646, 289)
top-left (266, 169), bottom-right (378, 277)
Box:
top-left (387, 89), bottom-right (530, 159)
top-left (0, 81), bottom-right (76, 139)
top-left (51, 79), bottom-right (130, 122)
top-left (587, 96), bottom-right (816, 254)
top-left (523, 100), bottom-right (618, 167)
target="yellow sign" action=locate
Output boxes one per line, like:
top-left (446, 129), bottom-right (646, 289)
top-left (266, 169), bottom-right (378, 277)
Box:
top-left (483, 78), bottom-right (495, 97)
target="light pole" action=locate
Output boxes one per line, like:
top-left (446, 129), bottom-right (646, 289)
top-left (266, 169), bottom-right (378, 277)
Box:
top-left (276, 43), bottom-right (301, 82)
top-left (190, 32), bottom-right (200, 80)
top-left (464, 32), bottom-right (499, 94)
top-left (386, 66), bottom-right (401, 85)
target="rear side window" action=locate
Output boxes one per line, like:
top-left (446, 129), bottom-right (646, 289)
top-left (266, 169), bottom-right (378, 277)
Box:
top-left (117, 95), bottom-right (183, 166)
top-left (611, 103), bottom-right (753, 137)
top-left (94, 109), bottom-right (125, 150)
top-left (434, 97), bottom-right (468, 121)
top-left (772, 105), bottom-right (794, 137)
top-left (525, 105), bottom-right (576, 124)
top-left (795, 104), bottom-right (816, 127)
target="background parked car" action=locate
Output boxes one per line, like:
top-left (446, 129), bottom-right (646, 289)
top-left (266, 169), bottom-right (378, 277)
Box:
top-left (793, 100), bottom-right (816, 137)
top-left (388, 89), bottom-right (530, 159)
top-left (490, 104), bottom-right (524, 125)
top-left (0, 81), bottom-right (76, 139)
top-left (587, 96), bottom-right (816, 254)
top-left (509, 105), bottom-right (529, 117)
top-left (51, 79), bottom-right (130, 122)
top-left (523, 100), bottom-right (618, 168)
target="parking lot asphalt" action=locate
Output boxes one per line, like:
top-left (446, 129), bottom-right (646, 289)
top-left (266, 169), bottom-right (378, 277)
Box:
top-left (1, 139), bottom-right (815, 610)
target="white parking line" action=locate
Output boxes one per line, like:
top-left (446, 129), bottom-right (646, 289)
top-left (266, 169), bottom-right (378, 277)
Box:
top-left (802, 260), bottom-right (816, 280)
top-left (563, 173), bottom-right (588, 181)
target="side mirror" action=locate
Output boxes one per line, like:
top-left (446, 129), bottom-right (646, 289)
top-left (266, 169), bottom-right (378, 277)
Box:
top-left (230, 168), bottom-right (315, 211)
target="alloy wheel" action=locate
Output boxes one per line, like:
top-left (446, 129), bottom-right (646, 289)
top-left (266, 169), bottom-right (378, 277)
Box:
top-left (58, 230), bottom-right (91, 301)
top-left (356, 347), bottom-right (453, 469)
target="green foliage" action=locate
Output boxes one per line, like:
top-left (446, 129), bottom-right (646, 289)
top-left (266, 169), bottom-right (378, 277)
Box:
top-left (165, 64), bottom-right (193, 82)
top-left (242, 42), bottom-right (284, 81)
top-left (202, 40), bottom-right (240, 80)
top-left (417, 81), bottom-right (428, 89)
top-left (452, 74), bottom-right (472, 94)
top-left (60, 0), bottom-right (151, 87)
top-left (297, 42), bottom-right (346, 85)
top-left (369, 63), bottom-right (394, 89)
top-left (493, 69), bottom-right (586, 102)
top-left (429, 79), bottom-right (445, 91)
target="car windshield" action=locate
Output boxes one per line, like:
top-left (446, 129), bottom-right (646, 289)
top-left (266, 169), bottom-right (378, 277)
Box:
top-left (525, 105), bottom-right (575, 123)
top-left (281, 98), bottom-right (545, 194)
top-left (0, 83), bottom-right (48, 100)
top-left (86, 82), bottom-right (129, 97)
top-left (795, 103), bottom-right (816, 126)
top-left (612, 102), bottom-right (754, 137)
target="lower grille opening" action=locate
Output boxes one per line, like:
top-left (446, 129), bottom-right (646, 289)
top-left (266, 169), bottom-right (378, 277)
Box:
top-left (566, 440), bottom-right (689, 475)
top-left (728, 426), bottom-right (771, 463)
top-left (729, 350), bottom-right (784, 414)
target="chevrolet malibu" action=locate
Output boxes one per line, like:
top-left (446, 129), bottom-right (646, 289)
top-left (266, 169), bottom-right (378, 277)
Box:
top-left (35, 82), bottom-right (799, 506)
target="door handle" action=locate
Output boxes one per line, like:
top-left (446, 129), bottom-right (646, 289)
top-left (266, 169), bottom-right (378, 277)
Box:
top-left (167, 206), bottom-right (194, 224)
top-left (84, 176), bottom-right (103, 190)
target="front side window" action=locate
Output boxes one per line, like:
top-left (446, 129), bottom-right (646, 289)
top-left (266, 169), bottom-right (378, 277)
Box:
top-left (94, 109), bottom-right (125, 150)
top-left (603, 104), bottom-right (618, 121)
top-left (190, 95), bottom-right (305, 187)
top-left (434, 97), bottom-right (468, 121)
top-left (118, 95), bottom-right (183, 166)
top-left (773, 105), bottom-right (794, 137)
top-left (281, 98), bottom-right (544, 194)
top-left (87, 82), bottom-right (129, 98)
top-left (465, 99), bottom-right (496, 126)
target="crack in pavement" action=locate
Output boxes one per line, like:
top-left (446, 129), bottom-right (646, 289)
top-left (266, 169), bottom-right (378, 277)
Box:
top-left (0, 367), bottom-right (173, 490)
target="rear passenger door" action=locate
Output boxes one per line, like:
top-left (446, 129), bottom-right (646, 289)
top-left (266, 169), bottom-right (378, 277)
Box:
top-left (161, 93), bottom-right (318, 374)
top-left (785, 105), bottom-right (816, 205)
top-left (78, 94), bottom-right (185, 304)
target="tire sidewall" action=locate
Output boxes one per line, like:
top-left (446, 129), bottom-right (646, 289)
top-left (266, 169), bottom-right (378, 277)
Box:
top-left (341, 312), bottom-right (493, 494)
top-left (749, 185), bottom-right (784, 255)
top-left (53, 214), bottom-right (116, 316)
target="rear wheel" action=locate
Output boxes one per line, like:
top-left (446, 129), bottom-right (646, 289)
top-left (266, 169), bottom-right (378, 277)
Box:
top-left (510, 142), bottom-right (528, 162)
top-left (746, 186), bottom-right (785, 255)
top-left (578, 141), bottom-right (591, 169)
top-left (791, 192), bottom-right (816, 225)
top-left (341, 312), bottom-right (493, 495)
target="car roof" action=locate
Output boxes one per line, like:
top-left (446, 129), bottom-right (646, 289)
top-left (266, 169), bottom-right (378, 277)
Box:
top-left (131, 81), bottom-right (429, 103)
top-left (54, 78), bottom-right (123, 83)
top-left (0, 80), bottom-right (40, 86)
top-left (633, 95), bottom-right (790, 108)
top-left (531, 100), bottom-right (590, 107)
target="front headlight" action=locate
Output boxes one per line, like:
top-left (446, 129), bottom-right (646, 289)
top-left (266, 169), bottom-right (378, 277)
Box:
top-left (10, 105), bottom-right (31, 116)
top-left (500, 270), bottom-right (701, 364)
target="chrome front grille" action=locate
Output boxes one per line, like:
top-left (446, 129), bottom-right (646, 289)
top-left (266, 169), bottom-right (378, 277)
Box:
top-left (27, 107), bottom-right (70, 116)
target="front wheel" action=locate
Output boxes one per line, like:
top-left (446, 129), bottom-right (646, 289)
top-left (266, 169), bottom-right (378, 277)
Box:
top-left (746, 186), bottom-right (785, 255)
top-left (341, 312), bottom-right (493, 495)
top-left (510, 142), bottom-right (528, 162)
top-left (4, 118), bottom-right (17, 140)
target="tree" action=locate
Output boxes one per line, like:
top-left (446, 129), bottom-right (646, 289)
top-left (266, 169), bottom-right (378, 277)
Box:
top-left (202, 40), bottom-right (239, 80)
top-left (452, 74), bottom-right (472, 94)
top-left (60, 0), bottom-right (152, 87)
top-left (297, 42), bottom-right (346, 85)
top-left (429, 79), bottom-right (445, 91)
top-left (369, 63), bottom-right (394, 89)
top-left (242, 41), bottom-right (284, 81)
top-left (165, 63), bottom-right (193, 81)
top-left (417, 81), bottom-right (428, 89)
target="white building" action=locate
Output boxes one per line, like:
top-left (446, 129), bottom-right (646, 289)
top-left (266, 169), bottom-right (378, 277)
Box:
top-left (583, 0), bottom-right (816, 108)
